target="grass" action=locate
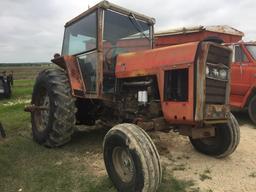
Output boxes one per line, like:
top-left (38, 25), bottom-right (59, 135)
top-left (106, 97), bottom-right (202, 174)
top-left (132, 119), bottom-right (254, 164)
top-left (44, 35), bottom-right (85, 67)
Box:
top-left (0, 65), bottom-right (50, 80)
top-left (199, 168), bottom-right (212, 181)
top-left (158, 168), bottom-right (195, 192)
top-left (0, 79), bottom-right (115, 192)
top-left (0, 77), bottom-right (194, 192)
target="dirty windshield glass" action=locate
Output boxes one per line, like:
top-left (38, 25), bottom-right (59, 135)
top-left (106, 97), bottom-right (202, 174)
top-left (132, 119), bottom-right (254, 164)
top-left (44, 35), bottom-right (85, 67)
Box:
top-left (62, 12), bottom-right (97, 55)
top-left (246, 45), bottom-right (256, 60)
top-left (103, 9), bottom-right (151, 54)
top-left (103, 9), bottom-right (151, 93)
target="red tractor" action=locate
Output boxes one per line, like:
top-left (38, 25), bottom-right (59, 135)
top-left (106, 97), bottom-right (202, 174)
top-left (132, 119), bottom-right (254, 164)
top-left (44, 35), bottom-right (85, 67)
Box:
top-left (155, 25), bottom-right (256, 124)
top-left (26, 2), bottom-right (240, 191)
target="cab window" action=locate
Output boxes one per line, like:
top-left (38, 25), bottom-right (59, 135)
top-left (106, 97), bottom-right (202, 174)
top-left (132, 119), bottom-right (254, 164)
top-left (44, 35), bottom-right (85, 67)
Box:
top-left (62, 12), bottom-right (97, 55)
top-left (102, 9), bottom-right (152, 93)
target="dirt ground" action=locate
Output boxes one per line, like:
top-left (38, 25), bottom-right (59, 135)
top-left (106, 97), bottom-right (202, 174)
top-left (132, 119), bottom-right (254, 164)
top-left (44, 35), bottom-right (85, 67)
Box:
top-left (154, 120), bottom-right (256, 192)
top-left (83, 114), bottom-right (256, 192)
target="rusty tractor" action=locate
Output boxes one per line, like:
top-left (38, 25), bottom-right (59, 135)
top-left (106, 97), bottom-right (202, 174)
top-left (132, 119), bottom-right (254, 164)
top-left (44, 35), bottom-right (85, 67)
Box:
top-left (155, 26), bottom-right (256, 125)
top-left (26, 2), bottom-right (240, 191)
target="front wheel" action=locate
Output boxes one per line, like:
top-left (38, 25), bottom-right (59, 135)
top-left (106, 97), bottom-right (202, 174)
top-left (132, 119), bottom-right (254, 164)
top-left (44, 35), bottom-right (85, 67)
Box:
top-left (189, 113), bottom-right (240, 158)
top-left (103, 123), bottom-right (162, 192)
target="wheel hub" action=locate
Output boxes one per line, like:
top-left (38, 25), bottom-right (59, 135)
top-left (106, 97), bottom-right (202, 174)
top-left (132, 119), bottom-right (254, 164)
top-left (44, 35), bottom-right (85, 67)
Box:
top-left (34, 93), bottom-right (50, 132)
top-left (112, 146), bottom-right (135, 183)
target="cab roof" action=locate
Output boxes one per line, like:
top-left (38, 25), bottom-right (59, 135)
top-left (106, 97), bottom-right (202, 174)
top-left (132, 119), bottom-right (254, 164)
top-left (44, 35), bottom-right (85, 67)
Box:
top-left (65, 1), bottom-right (155, 27)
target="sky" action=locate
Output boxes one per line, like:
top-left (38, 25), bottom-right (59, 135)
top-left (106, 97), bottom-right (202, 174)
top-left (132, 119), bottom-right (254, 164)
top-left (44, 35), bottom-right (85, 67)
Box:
top-left (0, 0), bottom-right (255, 63)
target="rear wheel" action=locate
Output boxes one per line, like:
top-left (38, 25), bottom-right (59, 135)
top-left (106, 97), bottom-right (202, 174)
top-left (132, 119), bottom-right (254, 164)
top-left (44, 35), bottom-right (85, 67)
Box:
top-left (103, 123), bottom-right (162, 192)
top-left (31, 68), bottom-right (76, 147)
top-left (189, 113), bottom-right (240, 158)
top-left (248, 94), bottom-right (256, 124)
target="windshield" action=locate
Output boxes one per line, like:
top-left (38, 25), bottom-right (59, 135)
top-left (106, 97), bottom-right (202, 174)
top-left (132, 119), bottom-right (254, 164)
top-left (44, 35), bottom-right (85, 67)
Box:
top-left (103, 10), bottom-right (152, 54)
top-left (246, 45), bottom-right (256, 60)
top-left (103, 9), bottom-right (152, 93)
top-left (62, 12), bottom-right (97, 55)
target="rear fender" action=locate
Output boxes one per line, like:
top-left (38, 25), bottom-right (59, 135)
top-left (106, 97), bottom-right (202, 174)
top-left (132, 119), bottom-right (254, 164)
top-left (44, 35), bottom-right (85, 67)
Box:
top-left (51, 56), bottom-right (86, 97)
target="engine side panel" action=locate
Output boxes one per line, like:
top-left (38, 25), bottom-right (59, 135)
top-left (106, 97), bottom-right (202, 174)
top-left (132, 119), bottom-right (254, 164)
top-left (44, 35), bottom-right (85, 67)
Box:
top-left (115, 42), bottom-right (199, 124)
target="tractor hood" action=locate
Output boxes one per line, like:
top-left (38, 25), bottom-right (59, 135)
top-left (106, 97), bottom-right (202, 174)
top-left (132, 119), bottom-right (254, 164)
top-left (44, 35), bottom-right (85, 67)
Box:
top-left (115, 42), bottom-right (199, 78)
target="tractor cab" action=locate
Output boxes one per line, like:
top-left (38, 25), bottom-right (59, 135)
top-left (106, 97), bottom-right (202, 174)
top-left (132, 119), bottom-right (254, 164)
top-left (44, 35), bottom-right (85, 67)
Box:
top-left (54, 1), bottom-right (155, 98)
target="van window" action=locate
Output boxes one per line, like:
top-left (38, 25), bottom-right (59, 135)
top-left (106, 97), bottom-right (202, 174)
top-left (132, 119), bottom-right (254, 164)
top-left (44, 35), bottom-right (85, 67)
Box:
top-left (235, 46), bottom-right (248, 62)
top-left (246, 45), bottom-right (256, 60)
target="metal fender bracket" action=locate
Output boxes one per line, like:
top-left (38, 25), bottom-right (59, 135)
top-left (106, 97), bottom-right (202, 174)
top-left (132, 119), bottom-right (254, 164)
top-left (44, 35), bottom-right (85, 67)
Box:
top-left (24, 105), bottom-right (48, 113)
top-left (179, 126), bottom-right (215, 139)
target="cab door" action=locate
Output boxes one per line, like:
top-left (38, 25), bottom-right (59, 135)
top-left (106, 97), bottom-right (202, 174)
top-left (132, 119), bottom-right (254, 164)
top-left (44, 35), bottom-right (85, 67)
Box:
top-left (230, 44), bottom-right (251, 106)
top-left (231, 45), bottom-right (251, 95)
top-left (242, 44), bottom-right (256, 87)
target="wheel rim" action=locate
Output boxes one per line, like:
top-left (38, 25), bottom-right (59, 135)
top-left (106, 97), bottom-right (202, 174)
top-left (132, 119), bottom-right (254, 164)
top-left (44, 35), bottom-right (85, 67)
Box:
top-left (34, 89), bottom-right (50, 132)
top-left (200, 137), bottom-right (219, 145)
top-left (199, 127), bottom-right (221, 146)
top-left (112, 146), bottom-right (135, 183)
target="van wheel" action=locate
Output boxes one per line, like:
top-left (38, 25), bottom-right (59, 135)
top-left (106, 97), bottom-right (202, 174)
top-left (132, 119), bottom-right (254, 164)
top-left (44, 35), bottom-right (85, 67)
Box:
top-left (248, 95), bottom-right (256, 124)
top-left (103, 123), bottom-right (162, 192)
top-left (189, 113), bottom-right (240, 158)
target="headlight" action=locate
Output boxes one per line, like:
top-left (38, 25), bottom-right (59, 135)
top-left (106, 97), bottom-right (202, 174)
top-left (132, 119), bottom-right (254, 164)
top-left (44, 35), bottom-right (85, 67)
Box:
top-left (219, 69), bottom-right (227, 80)
top-left (212, 68), bottom-right (219, 77)
top-left (206, 63), bottom-right (229, 81)
top-left (206, 66), bottom-right (210, 75)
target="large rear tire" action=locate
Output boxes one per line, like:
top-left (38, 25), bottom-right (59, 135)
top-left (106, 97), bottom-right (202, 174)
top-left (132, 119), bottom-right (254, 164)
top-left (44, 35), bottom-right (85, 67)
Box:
top-left (31, 68), bottom-right (76, 147)
top-left (103, 123), bottom-right (162, 192)
top-left (189, 113), bottom-right (240, 158)
top-left (248, 94), bottom-right (256, 124)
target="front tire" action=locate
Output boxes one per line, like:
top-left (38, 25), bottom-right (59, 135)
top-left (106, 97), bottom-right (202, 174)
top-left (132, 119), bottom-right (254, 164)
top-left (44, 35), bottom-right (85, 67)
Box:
top-left (31, 68), bottom-right (76, 147)
top-left (103, 123), bottom-right (162, 192)
top-left (248, 94), bottom-right (256, 124)
top-left (189, 113), bottom-right (240, 158)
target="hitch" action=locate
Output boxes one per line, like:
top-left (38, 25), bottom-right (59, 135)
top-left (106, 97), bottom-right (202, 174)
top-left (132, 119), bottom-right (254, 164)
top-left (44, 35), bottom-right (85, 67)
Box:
top-left (0, 122), bottom-right (6, 138)
top-left (24, 105), bottom-right (48, 112)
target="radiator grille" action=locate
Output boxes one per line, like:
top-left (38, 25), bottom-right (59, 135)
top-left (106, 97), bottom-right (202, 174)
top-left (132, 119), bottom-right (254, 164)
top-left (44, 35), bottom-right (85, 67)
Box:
top-left (205, 45), bottom-right (230, 104)
top-left (205, 79), bottom-right (226, 104)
